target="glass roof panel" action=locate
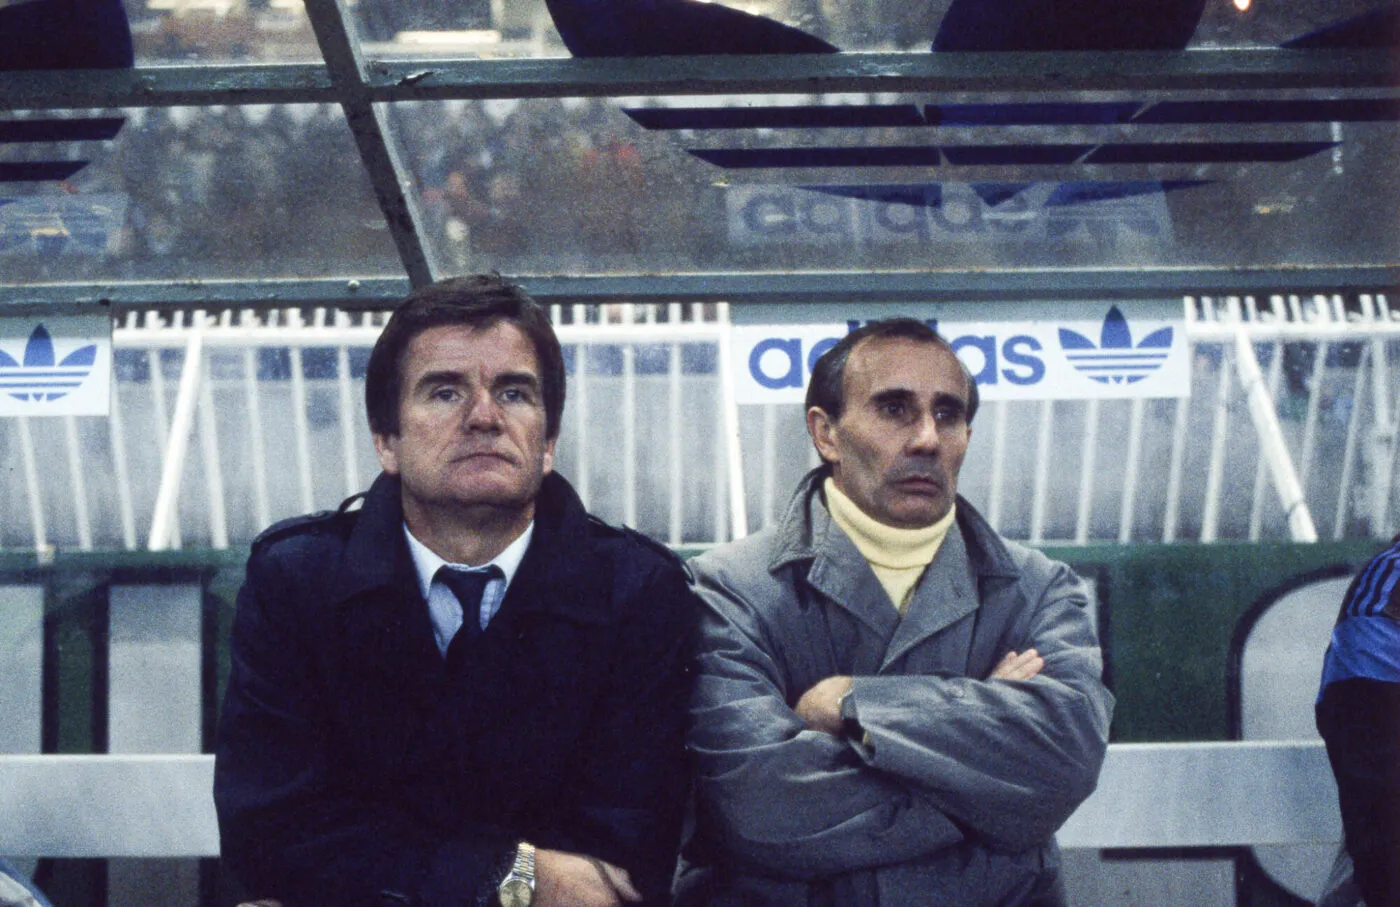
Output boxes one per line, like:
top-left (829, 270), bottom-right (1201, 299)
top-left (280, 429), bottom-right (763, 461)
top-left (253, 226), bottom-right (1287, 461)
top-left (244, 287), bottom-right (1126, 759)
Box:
top-left (391, 91), bottom-right (1400, 278)
top-left (360, 0), bottom-right (1392, 60)
top-left (123, 0), bottom-right (323, 63)
top-left (0, 104), bottom-right (402, 283)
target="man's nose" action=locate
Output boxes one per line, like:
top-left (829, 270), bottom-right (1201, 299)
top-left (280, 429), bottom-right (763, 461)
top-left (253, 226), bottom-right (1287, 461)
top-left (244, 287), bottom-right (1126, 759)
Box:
top-left (462, 389), bottom-right (502, 430)
top-left (908, 412), bottom-right (941, 453)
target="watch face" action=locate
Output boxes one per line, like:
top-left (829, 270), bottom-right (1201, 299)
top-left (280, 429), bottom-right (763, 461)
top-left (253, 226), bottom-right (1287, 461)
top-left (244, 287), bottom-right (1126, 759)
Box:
top-left (499, 877), bottom-right (533, 907)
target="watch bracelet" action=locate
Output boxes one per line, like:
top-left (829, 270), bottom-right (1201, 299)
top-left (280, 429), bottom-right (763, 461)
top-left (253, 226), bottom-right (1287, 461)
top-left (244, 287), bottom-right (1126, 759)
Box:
top-left (511, 841), bottom-right (536, 878)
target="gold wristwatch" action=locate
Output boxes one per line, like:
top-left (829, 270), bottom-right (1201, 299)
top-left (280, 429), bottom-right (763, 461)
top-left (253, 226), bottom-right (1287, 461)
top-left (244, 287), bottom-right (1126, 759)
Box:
top-left (497, 841), bottom-right (536, 907)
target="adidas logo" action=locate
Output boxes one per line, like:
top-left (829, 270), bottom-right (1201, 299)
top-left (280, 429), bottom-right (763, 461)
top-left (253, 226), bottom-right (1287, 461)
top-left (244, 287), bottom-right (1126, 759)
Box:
top-left (0, 324), bottom-right (98, 401)
top-left (1058, 306), bottom-right (1173, 385)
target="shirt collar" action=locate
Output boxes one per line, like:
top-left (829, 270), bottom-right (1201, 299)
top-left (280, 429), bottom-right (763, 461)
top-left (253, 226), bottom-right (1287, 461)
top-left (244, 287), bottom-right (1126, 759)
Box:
top-left (403, 521), bottom-right (535, 600)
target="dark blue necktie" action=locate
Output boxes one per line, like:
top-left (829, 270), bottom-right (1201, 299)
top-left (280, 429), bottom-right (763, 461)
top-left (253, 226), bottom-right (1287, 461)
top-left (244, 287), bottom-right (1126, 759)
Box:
top-left (436, 565), bottom-right (504, 643)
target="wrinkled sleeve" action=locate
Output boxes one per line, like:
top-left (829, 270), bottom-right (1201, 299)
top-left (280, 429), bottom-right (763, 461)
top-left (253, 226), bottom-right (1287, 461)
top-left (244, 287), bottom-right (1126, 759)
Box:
top-left (688, 562), bottom-right (964, 880)
top-left (842, 562), bottom-right (1113, 853)
top-left (214, 543), bottom-right (512, 907)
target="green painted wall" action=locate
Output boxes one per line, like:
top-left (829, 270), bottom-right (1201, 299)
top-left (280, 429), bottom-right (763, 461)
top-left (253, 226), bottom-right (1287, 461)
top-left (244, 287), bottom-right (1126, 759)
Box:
top-left (3, 540), bottom-right (1387, 750)
top-left (1043, 541), bottom-right (1380, 742)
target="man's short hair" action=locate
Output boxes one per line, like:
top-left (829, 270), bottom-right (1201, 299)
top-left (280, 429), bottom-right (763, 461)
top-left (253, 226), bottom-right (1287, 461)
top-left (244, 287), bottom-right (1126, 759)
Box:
top-left (805, 317), bottom-right (980, 424)
top-left (365, 275), bottom-right (566, 440)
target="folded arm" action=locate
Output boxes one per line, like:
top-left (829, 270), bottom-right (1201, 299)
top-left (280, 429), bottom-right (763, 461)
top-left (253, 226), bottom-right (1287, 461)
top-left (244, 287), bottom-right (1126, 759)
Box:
top-left (840, 566), bottom-right (1113, 852)
top-left (688, 569), bottom-right (963, 880)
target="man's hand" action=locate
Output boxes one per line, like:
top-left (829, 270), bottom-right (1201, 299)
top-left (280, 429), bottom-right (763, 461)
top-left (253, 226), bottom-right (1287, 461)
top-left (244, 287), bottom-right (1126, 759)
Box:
top-left (534, 848), bottom-right (642, 907)
top-left (794, 675), bottom-right (853, 736)
top-left (989, 648), bottom-right (1043, 681)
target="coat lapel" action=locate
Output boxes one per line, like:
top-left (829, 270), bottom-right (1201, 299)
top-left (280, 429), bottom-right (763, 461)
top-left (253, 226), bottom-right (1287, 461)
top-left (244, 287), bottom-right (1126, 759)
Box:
top-left (335, 473), bottom-right (444, 705)
top-left (494, 473), bottom-right (617, 628)
top-left (880, 521), bottom-right (980, 672)
top-left (805, 519), bottom-right (900, 645)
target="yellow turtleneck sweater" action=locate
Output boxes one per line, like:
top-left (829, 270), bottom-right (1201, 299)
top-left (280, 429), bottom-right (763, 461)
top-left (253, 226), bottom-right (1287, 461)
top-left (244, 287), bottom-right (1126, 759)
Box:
top-left (824, 477), bottom-right (956, 614)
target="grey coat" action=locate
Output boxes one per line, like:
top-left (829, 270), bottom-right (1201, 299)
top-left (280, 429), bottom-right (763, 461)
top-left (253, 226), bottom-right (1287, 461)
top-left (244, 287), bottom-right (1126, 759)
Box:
top-left (676, 472), bottom-right (1113, 907)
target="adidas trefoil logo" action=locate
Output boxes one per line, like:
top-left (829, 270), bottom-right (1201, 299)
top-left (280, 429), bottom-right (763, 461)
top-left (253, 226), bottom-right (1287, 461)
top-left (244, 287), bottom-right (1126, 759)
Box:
top-left (0, 324), bottom-right (97, 401)
top-left (1058, 305), bottom-right (1173, 385)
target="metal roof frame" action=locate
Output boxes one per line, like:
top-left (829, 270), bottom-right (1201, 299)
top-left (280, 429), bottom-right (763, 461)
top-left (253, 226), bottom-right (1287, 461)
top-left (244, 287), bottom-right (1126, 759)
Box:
top-left (3, 49), bottom-right (1397, 111)
top-left (2, 37), bottom-right (1398, 307)
top-left (4, 269), bottom-right (1399, 313)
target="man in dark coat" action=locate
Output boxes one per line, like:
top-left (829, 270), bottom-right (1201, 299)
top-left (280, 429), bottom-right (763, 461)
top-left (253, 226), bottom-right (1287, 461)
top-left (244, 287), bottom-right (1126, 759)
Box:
top-left (214, 276), bottom-right (695, 907)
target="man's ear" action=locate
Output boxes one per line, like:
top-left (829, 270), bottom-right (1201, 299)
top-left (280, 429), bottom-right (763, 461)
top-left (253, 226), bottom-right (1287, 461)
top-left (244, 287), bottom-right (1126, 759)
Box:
top-left (372, 432), bottom-right (400, 475)
top-left (542, 437), bottom-right (557, 476)
top-left (806, 407), bottom-right (840, 465)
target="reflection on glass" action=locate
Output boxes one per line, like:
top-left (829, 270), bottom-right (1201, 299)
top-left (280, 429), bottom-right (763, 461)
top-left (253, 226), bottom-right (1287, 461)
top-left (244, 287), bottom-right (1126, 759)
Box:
top-left (357, 0), bottom-right (1394, 59)
top-left (0, 105), bottom-right (399, 282)
top-left (123, 0), bottom-right (322, 63)
top-left (392, 94), bottom-right (1400, 277)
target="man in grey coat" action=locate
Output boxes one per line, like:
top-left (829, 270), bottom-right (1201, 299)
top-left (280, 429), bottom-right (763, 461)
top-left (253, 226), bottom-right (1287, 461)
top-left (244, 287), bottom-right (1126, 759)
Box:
top-left (676, 318), bottom-right (1113, 906)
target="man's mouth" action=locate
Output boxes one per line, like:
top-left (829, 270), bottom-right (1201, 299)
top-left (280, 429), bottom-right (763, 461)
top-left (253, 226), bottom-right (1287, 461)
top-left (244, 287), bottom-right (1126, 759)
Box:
top-left (892, 471), bottom-right (944, 494)
top-left (456, 451), bottom-right (514, 465)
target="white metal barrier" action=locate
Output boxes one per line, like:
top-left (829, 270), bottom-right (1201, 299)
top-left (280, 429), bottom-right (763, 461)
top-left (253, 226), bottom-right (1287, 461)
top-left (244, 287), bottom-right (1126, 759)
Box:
top-left (3, 293), bottom-right (1398, 554)
top-left (0, 741), bottom-right (1340, 857)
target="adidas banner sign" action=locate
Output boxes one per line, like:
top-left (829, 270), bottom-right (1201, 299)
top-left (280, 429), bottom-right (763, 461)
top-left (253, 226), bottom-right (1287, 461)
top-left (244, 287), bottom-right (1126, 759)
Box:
top-left (731, 300), bottom-right (1189, 404)
top-left (0, 314), bottom-right (112, 417)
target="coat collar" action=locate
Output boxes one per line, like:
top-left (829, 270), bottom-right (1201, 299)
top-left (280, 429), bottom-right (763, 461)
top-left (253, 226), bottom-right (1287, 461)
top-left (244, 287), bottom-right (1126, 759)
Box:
top-left (768, 468), bottom-right (1020, 582)
top-left (334, 471), bottom-right (613, 625)
top-left (768, 469), bottom-right (1020, 661)
top-left (336, 471), bottom-right (418, 603)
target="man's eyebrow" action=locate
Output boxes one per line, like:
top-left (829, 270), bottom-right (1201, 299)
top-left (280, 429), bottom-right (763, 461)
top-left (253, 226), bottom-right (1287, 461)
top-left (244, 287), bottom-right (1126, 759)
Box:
top-left (493, 370), bottom-right (541, 389)
top-left (412, 369), bottom-right (466, 391)
top-left (932, 391), bottom-right (968, 411)
top-left (870, 387), bottom-right (917, 405)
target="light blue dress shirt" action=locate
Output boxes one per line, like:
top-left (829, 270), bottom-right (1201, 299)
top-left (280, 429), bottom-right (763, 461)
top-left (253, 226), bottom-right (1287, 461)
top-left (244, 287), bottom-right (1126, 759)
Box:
top-left (404, 523), bottom-right (534, 655)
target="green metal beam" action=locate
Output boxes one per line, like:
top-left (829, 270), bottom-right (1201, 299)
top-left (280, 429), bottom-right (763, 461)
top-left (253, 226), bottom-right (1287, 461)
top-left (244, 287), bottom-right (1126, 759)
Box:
top-left (2, 49), bottom-right (1396, 112)
top-left (2, 268), bottom-right (1397, 311)
top-left (301, 0), bottom-right (438, 287)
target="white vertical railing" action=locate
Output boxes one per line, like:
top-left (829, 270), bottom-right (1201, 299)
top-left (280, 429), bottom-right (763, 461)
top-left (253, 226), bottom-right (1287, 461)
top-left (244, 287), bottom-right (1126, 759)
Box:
top-left (572, 304), bottom-right (591, 510)
top-left (620, 322), bottom-right (637, 529)
top-left (10, 295), bottom-right (1400, 552)
top-left (760, 404), bottom-right (778, 528)
top-left (148, 314), bottom-right (205, 552)
top-left (1334, 345), bottom-right (1370, 540)
top-left (107, 344), bottom-right (138, 550)
top-left (336, 310), bottom-right (361, 500)
top-left (197, 335), bottom-right (229, 551)
top-left (1231, 318), bottom-right (1317, 543)
top-left (1361, 295), bottom-right (1395, 535)
top-left (1118, 398), bottom-right (1145, 544)
top-left (1074, 398), bottom-right (1100, 546)
top-left (1201, 321), bottom-right (1233, 544)
top-left (146, 312), bottom-right (179, 549)
top-left (1162, 384), bottom-right (1191, 542)
top-left (1297, 335), bottom-right (1328, 497)
top-left (716, 302), bottom-right (747, 542)
top-left (63, 416), bottom-right (92, 551)
top-left (1029, 399), bottom-right (1054, 545)
top-left (986, 400), bottom-right (1008, 533)
top-left (16, 417), bottom-right (46, 557)
top-left (288, 309), bottom-right (314, 515)
top-left (240, 313), bottom-right (271, 533)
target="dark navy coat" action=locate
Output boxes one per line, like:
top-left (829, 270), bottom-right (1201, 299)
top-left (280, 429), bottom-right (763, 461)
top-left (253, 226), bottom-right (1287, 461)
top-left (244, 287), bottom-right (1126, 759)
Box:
top-left (214, 471), bottom-right (696, 907)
